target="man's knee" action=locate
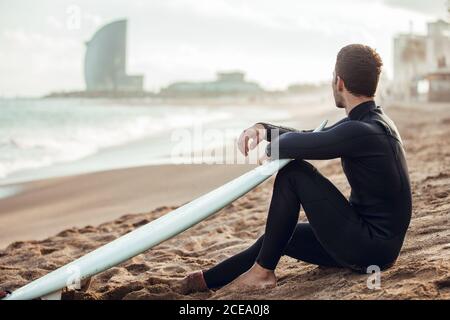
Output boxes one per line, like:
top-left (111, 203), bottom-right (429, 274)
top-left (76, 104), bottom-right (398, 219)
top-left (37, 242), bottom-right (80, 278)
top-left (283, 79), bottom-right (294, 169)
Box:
top-left (275, 160), bottom-right (317, 185)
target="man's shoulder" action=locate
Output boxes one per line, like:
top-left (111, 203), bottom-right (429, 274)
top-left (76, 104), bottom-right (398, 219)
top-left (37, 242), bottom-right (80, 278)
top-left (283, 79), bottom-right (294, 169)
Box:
top-left (367, 108), bottom-right (403, 142)
top-left (334, 117), bottom-right (382, 135)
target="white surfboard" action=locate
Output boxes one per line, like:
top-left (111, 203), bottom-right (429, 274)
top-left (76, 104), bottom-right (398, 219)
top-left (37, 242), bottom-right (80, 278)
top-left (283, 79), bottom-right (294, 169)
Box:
top-left (3, 120), bottom-right (327, 300)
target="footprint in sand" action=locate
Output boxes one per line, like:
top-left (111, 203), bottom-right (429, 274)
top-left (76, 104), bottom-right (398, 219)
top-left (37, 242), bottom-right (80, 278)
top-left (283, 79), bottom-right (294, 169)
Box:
top-left (162, 264), bottom-right (187, 273)
top-left (434, 277), bottom-right (450, 292)
top-left (102, 281), bottom-right (145, 300)
top-left (125, 263), bottom-right (150, 275)
top-left (39, 247), bottom-right (58, 255)
top-left (95, 267), bottom-right (124, 282)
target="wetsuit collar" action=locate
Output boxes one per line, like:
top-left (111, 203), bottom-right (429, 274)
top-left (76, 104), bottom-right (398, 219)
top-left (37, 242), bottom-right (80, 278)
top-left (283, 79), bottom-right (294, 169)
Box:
top-left (348, 100), bottom-right (376, 121)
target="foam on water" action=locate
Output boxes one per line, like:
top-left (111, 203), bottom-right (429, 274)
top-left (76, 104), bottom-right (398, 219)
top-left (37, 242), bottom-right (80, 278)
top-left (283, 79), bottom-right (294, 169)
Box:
top-left (0, 99), bottom-right (232, 179)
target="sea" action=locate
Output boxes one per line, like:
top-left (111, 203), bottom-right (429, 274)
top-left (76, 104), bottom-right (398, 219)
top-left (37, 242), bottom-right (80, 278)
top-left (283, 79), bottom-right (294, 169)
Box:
top-left (0, 98), bottom-right (292, 189)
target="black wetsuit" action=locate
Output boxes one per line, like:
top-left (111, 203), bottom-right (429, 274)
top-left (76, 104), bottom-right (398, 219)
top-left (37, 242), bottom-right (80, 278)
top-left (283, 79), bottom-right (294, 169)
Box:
top-left (203, 101), bottom-right (412, 289)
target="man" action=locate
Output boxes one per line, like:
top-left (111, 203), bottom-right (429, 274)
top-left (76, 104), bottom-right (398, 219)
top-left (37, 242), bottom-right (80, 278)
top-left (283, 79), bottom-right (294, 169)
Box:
top-left (180, 44), bottom-right (412, 293)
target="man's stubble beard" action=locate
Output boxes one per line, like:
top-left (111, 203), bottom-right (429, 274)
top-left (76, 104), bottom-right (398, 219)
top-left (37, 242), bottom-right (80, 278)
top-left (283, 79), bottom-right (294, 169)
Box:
top-left (332, 84), bottom-right (346, 109)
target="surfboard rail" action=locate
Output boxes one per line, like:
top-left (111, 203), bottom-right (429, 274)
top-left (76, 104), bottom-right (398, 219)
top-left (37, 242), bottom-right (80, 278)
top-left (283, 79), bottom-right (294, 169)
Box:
top-left (3, 120), bottom-right (327, 300)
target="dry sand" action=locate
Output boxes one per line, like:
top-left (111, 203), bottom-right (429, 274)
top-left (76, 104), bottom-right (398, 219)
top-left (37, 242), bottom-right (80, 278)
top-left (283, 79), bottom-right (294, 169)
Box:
top-left (0, 102), bottom-right (449, 299)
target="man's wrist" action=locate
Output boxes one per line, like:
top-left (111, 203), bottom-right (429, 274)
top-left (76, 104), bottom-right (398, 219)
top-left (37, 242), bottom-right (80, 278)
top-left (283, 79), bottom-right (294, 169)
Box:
top-left (254, 123), bottom-right (267, 141)
top-left (255, 122), bottom-right (270, 141)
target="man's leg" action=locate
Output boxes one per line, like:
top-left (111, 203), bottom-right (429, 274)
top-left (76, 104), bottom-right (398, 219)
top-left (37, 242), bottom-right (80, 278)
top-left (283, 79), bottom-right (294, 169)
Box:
top-left (200, 160), bottom-right (366, 290)
top-left (283, 223), bottom-right (342, 267)
top-left (256, 159), bottom-right (369, 271)
top-left (202, 236), bottom-right (264, 289)
top-left (202, 222), bottom-right (341, 289)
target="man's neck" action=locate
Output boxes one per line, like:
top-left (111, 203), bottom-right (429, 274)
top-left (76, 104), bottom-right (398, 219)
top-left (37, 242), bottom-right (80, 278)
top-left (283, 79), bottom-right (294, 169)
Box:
top-left (344, 96), bottom-right (374, 116)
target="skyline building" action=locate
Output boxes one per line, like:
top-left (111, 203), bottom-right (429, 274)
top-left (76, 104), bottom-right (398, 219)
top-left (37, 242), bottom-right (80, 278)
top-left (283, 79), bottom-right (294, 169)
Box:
top-left (84, 19), bottom-right (144, 93)
top-left (159, 71), bottom-right (263, 97)
top-left (393, 2), bottom-right (450, 102)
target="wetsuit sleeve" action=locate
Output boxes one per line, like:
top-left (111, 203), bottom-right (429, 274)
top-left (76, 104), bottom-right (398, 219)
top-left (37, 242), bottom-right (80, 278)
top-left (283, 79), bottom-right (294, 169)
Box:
top-left (267, 120), bottom-right (384, 160)
top-left (258, 117), bottom-right (350, 141)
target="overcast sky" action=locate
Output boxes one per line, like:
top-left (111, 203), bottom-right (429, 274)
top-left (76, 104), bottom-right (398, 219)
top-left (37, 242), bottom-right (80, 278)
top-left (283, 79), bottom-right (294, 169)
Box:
top-left (0, 0), bottom-right (446, 97)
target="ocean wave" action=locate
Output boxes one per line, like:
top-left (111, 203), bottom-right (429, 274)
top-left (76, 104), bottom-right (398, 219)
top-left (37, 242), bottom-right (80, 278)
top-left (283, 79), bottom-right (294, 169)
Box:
top-left (0, 102), bottom-right (233, 179)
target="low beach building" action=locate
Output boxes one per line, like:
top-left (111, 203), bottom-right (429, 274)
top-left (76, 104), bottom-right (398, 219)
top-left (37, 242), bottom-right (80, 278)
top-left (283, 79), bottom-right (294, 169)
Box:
top-left (393, 5), bottom-right (450, 102)
top-left (159, 72), bottom-right (264, 97)
top-left (427, 68), bottom-right (450, 102)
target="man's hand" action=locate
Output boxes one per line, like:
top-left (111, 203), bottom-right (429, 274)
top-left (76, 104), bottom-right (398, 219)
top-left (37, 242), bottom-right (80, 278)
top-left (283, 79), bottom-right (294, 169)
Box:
top-left (237, 123), bottom-right (266, 156)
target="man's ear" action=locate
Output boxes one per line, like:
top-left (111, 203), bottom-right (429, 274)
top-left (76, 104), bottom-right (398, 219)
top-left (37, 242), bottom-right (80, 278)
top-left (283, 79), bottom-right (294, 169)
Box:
top-left (336, 76), bottom-right (345, 92)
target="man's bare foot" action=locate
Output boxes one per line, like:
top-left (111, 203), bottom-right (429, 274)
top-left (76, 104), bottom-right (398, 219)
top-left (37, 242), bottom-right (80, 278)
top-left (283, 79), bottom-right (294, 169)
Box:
top-left (177, 271), bottom-right (209, 295)
top-left (220, 263), bottom-right (276, 292)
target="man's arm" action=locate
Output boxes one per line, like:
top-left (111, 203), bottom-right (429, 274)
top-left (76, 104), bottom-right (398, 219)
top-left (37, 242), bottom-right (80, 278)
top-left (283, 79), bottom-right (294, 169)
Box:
top-left (257, 117), bottom-right (350, 141)
top-left (266, 120), bottom-right (384, 160)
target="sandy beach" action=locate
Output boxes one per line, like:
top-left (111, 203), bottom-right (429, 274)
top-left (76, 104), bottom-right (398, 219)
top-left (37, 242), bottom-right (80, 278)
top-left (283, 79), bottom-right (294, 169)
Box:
top-left (0, 101), bottom-right (449, 300)
top-left (0, 164), bottom-right (255, 247)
